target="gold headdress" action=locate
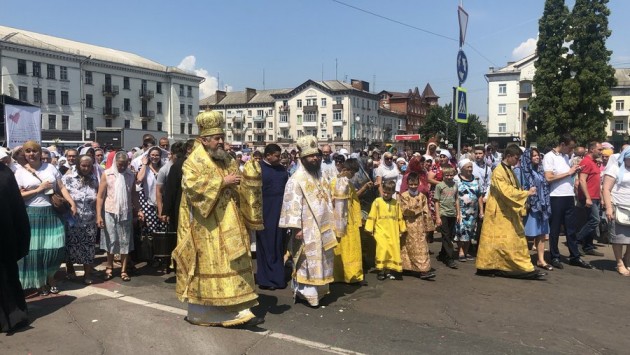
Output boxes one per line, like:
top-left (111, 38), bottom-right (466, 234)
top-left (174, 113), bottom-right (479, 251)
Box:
top-left (196, 110), bottom-right (224, 137)
top-left (296, 135), bottom-right (319, 157)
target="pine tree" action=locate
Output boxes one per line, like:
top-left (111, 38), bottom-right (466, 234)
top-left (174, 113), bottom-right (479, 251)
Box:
top-left (527, 0), bottom-right (569, 148)
top-left (563, 0), bottom-right (616, 143)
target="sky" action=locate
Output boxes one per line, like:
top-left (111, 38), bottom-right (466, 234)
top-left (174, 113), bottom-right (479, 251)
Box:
top-left (1, 0), bottom-right (629, 123)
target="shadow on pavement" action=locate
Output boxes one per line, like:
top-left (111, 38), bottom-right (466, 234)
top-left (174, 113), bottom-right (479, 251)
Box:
top-left (17, 294), bottom-right (77, 335)
top-left (254, 294), bottom-right (292, 318)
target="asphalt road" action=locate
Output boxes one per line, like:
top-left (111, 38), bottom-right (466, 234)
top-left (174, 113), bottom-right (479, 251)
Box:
top-left (2, 237), bottom-right (629, 355)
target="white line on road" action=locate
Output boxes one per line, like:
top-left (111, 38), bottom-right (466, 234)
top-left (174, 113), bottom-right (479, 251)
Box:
top-left (63, 286), bottom-right (364, 355)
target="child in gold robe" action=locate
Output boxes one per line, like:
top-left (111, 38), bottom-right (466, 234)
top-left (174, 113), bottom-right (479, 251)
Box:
top-left (365, 180), bottom-right (407, 280)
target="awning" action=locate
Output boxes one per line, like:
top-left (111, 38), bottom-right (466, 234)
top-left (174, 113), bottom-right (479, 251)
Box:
top-left (394, 134), bottom-right (420, 141)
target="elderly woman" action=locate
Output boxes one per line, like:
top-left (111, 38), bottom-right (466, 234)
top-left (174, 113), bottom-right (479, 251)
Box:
top-left (11, 146), bottom-right (26, 172)
top-left (374, 152), bottom-right (401, 197)
top-left (96, 151), bottom-right (139, 281)
top-left (454, 159), bottom-right (484, 261)
top-left (14, 140), bottom-right (77, 295)
top-left (62, 155), bottom-right (99, 284)
top-left (602, 147), bottom-right (630, 276)
top-left (80, 147), bottom-right (104, 183)
top-left (514, 148), bottom-right (552, 270)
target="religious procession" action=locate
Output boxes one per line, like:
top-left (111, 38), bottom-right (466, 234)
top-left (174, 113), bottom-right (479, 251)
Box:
top-left (2, 110), bottom-right (629, 333)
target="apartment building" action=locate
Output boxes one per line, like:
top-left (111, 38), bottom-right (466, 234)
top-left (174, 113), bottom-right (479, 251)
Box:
top-left (0, 25), bottom-right (203, 143)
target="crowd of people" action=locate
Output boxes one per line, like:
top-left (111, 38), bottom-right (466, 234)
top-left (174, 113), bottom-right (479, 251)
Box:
top-left (2, 109), bottom-right (630, 331)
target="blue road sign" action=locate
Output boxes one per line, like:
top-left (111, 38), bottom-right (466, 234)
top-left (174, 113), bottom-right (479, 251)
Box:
top-left (457, 50), bottom-right (468, 84)
top-left (454, 87), bottom-right (468, 123)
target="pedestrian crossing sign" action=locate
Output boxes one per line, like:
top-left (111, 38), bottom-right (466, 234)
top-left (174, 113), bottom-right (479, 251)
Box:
top-left (454, 86), bottom-right (468, 123)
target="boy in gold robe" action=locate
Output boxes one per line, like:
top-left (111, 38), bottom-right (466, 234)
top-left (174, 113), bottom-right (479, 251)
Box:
top-left (365, 180), bottom-right (407, 280)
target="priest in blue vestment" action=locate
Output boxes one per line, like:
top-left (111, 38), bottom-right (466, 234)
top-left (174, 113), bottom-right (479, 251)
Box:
top-left (256, 144), bottom-right (290, 290)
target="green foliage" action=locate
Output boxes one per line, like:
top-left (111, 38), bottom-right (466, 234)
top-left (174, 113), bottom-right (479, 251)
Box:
top-left (419, 103), bottom-right (487, 146)
top-left (529, 0), bottom-right (616, 147)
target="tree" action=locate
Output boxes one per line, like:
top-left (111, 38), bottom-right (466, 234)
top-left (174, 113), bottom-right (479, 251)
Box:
top-left (528, 0), bottom-right (570, 149)
top-left (419, 104), bottom-right (487, 147)
top-left (562, 0), bottom-right (616, 144)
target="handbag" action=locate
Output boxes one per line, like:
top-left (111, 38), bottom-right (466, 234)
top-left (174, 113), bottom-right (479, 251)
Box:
top-left (28, 168), bottom-right (70, 214)
top-left (615, 205), bottom-right (630, 226)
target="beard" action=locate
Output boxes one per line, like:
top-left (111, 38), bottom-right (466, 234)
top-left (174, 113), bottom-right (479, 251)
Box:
top-left (206, 145), bottom-right (231, 163)
top-left (301, 157), bottom-right (321, 175)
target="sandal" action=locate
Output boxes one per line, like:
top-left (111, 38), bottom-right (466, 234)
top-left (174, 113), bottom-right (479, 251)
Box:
top-left (103, 267), bottom-right (114, 281)
top-left (537, 264), bottom-right (554, 271)
top-left (49, 286), bottom-right (60, 294)
top-left (120, 272), bottom-right (131, 282)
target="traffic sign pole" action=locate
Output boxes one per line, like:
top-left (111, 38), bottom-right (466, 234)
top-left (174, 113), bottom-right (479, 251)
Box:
top-left (456, 4), bottom-right (468, 160)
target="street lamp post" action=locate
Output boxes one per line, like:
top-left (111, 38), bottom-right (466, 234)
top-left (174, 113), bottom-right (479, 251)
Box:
top-left (0, 32), bottom-right (19, 100)
top-left (352, 115), bottom-right (360, 151)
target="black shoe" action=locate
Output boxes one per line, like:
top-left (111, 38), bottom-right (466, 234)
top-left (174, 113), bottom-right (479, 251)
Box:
top-left (419, 271), bottom-right (436, 280)
top-left (569, 258), bottom-right (595, 269)
top-left (258, 285), bottom-right (277, 291)
top-left (550, 258), bottom-right (564, 269)
top-left (584, 249), bottom-right (604, 257)
top-left (577, 245), bottom-right (586, 256)
top-left (377, 272), bottom-right (386, 281)
top-left (446, 260), bottom-right (458, 269)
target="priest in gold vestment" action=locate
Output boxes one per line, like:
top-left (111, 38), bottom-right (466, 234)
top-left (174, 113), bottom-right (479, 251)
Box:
top-left (475, 145), bottom-right (546, 280)
top-left (280, 135), bottom-right (338, 307)
top-left (172, 111), bottom-right (264, 327)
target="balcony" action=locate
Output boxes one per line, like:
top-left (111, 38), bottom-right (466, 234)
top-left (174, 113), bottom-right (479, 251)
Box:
top-left (613, 109), bottom-right (629, 117)
top-left (232, 128), bottom-right (243, 135)
top-left (230, 113), bottom-right (244, 122)
top-left (303, 105), bottom-right (318, 112)
top-left (277, 137), bottom-right (294, 143)
top-left (333, 103), bottom-right (343, 110)
top-left (332, 120), bottom-right (344, 127)
top-left (278, 121), bottom-right (291, 128)
top-left (333, 137), bottom-right (344, 142)
top-left (102, 107), bottom-right (120, 118)
top-left (102, 85), bottom-right (119, 96)
top-left (253, 115), bottom-right (265, 121)
top-left (139, 88), bottom-right (154, 100)
top-left (253, 128), bottom-right (265, 135)
top-left (139, 110), bottom-right (155, 120)
top-left (303, 120), bottom-right (318, 127)
top-left (519, 91), bottom-right (532, 99)
top-left (279, 105), bottom-right (290, 112)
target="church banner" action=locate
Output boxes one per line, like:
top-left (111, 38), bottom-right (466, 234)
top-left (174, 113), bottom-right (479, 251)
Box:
top-left (4, 104), bottom-right (41, 148)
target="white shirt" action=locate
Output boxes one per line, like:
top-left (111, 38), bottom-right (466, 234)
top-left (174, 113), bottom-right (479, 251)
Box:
top-left (320, 160), bottom-right (337, 181)
top-left (604, 162), bottom-right (630, 206)
top-left (14, 163), bottom-right (62, 207)
top-left (543, 149), bottom-right (574, 196)
top-left (472, 160), bottom-right (492, 195)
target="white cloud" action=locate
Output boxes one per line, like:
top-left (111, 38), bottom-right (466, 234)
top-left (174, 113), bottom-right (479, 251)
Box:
top-left (512, 37), bottom-right (537, 60)
top-left (177, 55), bottom-right (232, 99)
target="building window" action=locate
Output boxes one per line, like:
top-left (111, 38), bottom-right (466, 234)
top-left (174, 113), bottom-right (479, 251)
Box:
top-left (188, 105), bottom-right (193, 116)
top-left (18, 59), bottom-right (27, 75)
top-left (280, 113), bottom-right (288, 122)
top-left (157, 122), bottom-right (162, 131)
top-left (498, 123), bottom-right (506, 133)
top-left (61, 115), bottom-right (69, 130)
top-left (157, 102), bottom-right (162, 114)
top-left (33, 62), bottom-right (41, 78)
top-left (47, 90), bottom-right (56, 105)
top-left (268, 122), bottom-right (273, 129)
top-left (335, 97), bottom-right (342, 104)
top-left (61, 91), bottom-right (69, 106)
top-left (321, 98), bottom-right (327, 107)
top-left (156, 82), bottom-right (162, 94)
top-left (297, 114), bottom-right (302, 125)
top-left (180, 104), bottom-right (185, 115)
top-left (257, 109), bottom-right (264, 117)
top-left (616, 100), bottom-right (625, 111)
top-left (297, 99), bottom-right (302, 108)
top-left (187, 86), bottom-right (192, 98)
top-left (269, 135), bottom-right (273, 141)
top-left (105, 119), bottom-right (112, 128)
top-left (47, 64), bottom-right (55, 79)
top-left (180, 123), bottom-right (185, 134)
top-left (142, 121), bottom-right (148, 130)
top-left (86, 94), bottom-right (93, 108)
top-left (498, 103), bottom-right (506, 115)
top-left (86, 117), bottom-right (93, 131)
top-left (60, 66), bottom-right (68, 81)
top-left (124, 98), bottom-right (131, 111)
top-left (124, 77), bottom-right (130, 90)
top-left (248, 135), bottom-right (252, 142)
top-left (85, 71), bottom-right (92, 84)
top-left (188, 123), bottom-right (192, 135)
top-left (333, 111), bottom-right (342, 121)
top-left (33, 88), bottom-right (42, 103)
top-left (247, 110), bottom-right (252, 117)
top-left (304, 112), bottom-right (316, 122)
top-left (48, 115), bottom-right (56, 130)
top-left (179, 85), bottom-right (184, 96)
top-left (18, 86), bottom-right (27, 101)
top-left (498, 84), bottom-right (506, 95)
top-left (124, 120), bottom-right (130, 128)
top-left (321, 114), bottom-right (327, 123)
top-left (614, 119), bottom-right (624, 131)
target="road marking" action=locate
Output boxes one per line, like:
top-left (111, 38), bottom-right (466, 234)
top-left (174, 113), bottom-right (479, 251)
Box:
top-left (63, 286), bottom-right (364, 355)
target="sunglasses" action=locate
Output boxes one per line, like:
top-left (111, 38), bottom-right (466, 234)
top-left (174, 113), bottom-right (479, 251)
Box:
top-left (384, 157), bottom-right (393, 161)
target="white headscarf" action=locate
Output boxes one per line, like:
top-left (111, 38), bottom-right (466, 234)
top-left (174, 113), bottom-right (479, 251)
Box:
top-left (113, 152), bottom-right (129, 221)
top-left (440, 150), bottom-right (452, 160)
top-left (457, 158), bottom-right (472, 170)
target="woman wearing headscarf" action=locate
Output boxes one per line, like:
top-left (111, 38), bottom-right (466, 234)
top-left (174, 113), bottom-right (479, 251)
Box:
top-left (400, 156), bottom-right (430, 197)
top-left (96, 151), bottom-right (139, 281)
top-left (513, 148), bottom-right (552, 270)
top-left (14, 140), bottom-right (77, 295)
top-left (79, 147), bottom-right (104, 183)
top-left (453, 159), bottom-right (483, 261)
top-left (0, 161), bottom-right (31, 332)
top-left (11, 146), bottom-right (27, 172)
top-left (602, 147), bottom-right (630, 276)
top-left (374, 152), bottom-right (401, 197)
top-left (136, 146), bottom-right (167, 264)
top-left (62, 155), bottom-right (99, 284)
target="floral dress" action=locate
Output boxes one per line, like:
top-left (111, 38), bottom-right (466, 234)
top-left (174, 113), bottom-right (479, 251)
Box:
top-left (62, 172), bottom-right (99, 264)
top-left (455, 175), bottom-right (481, 242)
